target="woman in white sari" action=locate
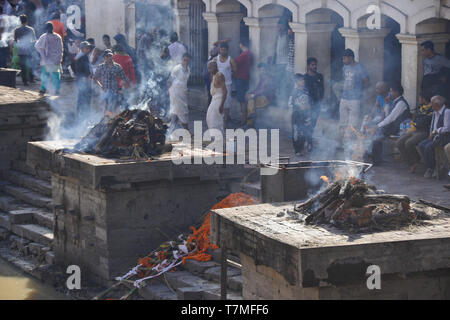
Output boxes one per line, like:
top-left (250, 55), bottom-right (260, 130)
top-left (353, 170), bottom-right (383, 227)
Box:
top-left (168, 53), bottom-right (191, 129)
top-left (206, 61), bottom-right (227, 132)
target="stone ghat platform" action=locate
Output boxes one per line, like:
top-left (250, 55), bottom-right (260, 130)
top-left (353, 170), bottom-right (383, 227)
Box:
top-left (27, 140), bottom-right (250, 285)
top-left (211, 202), bottom-right (450, 299)
top-left (0, 86), bottom-right (50, 172)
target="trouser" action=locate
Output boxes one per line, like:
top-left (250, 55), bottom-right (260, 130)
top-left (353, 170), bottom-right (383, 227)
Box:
top-left (292, 109), bottom-right (313, 153)
top-left (76, 78), bottom-right (92, 119)
top-left (445, 143), bottom-right (450, 167)
top-left (339, 99), bottom-right (361, 129)
top-left (101, 89), bottom-right (120, 112)
top-left (311, 102), bottom-right (321, 130)
top-left (247, 96), bottom-right (270, 127)
top-left (368, 129), bottom-right (385, 165)
top-left (396, 131), bottom-right (428, 166)
top-left (18, 54), bottom-right (34, 84)
top-left (41, 66), bottom-right (61, 92)
top-left (418, 139), bottom-right (436, 170)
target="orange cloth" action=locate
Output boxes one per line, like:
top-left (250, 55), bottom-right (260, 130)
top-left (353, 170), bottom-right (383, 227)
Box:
top-left (51, 20), bottom-right (67, 40)
top-left (182, 193), bottom-right (259, 264)
top-left (113, 54), bottom-right (136, 88)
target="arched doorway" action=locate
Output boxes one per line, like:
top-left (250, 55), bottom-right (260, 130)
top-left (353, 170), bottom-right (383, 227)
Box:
top-left (383, 17), bottom-right (402, 87)
top-left (257, 4), bottom-right (292, 65)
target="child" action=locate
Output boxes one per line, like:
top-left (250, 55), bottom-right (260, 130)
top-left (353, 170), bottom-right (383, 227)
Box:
top-left (289, 74), bottom-right (312, 155)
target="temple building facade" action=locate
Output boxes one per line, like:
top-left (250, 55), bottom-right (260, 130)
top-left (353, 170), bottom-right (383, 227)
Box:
top-left (85, 0), bottom-right (450, 105)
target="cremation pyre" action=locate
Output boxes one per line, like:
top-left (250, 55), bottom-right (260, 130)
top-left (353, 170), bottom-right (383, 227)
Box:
top-left (74, 109), bottom-right (171, 159)
top-left (294, 177), bottom-right (431, 232)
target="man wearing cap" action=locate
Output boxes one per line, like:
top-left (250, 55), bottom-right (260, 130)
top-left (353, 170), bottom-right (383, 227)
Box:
top-left (339, 48), bottom-right (369, 143)
top-left (71, 41), bottom-right (92, 119)
top-left (93, 49), bottom-right (129, 113)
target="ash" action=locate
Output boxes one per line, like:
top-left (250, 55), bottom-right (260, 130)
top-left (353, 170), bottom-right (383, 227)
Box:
top-left (73, 109), bottom-right (172, 159)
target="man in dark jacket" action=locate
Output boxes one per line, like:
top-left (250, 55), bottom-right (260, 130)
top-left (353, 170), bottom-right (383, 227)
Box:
top-left (367, 83), bottom-right (411, 165)
top-left (304, 57), bottom-right (324, 149)
top-left (71, 41), bottom-right (92, 119)
top-left (396, 91), bottom-right (433, 173)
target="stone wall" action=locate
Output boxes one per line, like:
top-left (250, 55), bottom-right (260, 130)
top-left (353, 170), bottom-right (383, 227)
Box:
top-left (241, 253), bottom-right (450, 299)
top-left (52, 172), bottom-right (235, 286)
top-left (0, 86), bottom-right (50, 174)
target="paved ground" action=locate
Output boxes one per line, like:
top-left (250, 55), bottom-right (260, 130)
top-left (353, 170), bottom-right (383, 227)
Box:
top-left (14, 75), bottom-right (450, 207)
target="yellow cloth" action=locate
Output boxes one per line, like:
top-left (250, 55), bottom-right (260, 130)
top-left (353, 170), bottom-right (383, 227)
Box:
top-left (247, 96), bottom-right (270, 126)
top-left (410, 103), bottom-right (432, 130)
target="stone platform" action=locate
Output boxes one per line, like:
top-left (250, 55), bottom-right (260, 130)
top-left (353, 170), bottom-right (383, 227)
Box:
top-left (27, 140), bottom-right (249, 285)
top-left (0, 86), bottom-right (50, 172)
top-left (211, 202), bottom-right (450, 299)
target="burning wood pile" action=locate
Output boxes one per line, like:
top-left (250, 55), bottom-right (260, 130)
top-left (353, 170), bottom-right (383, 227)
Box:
top-left (74, 109), bottom-right (172, 159)
top-left (294, 177), bottom-right (430, 232)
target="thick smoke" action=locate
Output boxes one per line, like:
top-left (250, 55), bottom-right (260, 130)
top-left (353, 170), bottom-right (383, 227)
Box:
top-left (0, 15), bottom-right (20, 46)
top-left (45, 1), bottom-right (176, 142)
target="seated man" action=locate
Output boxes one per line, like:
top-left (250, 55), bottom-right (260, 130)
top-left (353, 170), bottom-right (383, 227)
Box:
top-left (361, 81), bottom-right (390, 133)
top-left (445, 142), bottom-right (450, 189)
top-left (245, 63), bottom-right (276, 127)
top-left (366, 83), bottom-right (411, 165)
top-left (418, 95), bottom-right (450, 178)
top-left (396, 91), bottom-right (433, 173)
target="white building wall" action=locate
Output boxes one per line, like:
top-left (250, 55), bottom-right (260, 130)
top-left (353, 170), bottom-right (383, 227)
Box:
top-left (85, 0), bottom-right (141, 49)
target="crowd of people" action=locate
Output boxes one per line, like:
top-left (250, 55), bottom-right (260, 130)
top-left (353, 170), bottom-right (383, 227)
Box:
top-left (1, 4), bottom-right (450, 185)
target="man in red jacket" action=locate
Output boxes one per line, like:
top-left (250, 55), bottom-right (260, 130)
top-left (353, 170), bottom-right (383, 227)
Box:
top-left (113, 44), bottom-right (136, 89)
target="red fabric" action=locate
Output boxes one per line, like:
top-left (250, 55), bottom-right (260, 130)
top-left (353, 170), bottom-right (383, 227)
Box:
top-left (113, 54), bottom-right (136, 88)
top-left (51, 20), bottom-right (66, 40)
top-left (234, 50), bottom-right (252, 81)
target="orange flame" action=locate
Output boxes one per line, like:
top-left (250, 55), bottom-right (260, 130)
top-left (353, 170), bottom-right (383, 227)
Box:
top-left (320, 176), bottom-right (330, 186)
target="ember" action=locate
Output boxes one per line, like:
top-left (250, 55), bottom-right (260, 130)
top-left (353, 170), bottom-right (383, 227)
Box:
top-left (294, 177), bottom-right (430, 232)
top-left (73, 109), bottom-right (172, 159)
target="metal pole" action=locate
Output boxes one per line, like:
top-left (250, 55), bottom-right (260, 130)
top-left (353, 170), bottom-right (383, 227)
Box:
top-left (220, 246), bottom-right (228, 300)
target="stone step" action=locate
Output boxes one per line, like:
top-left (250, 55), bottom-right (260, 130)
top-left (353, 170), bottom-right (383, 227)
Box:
top-left (163, 270), bottom-right (242, 300)
top-left (0, 193), bottom-right (24, 212)
top-left (32, 210), bottom-right (54, 230)
top-left (203, 266), bottom-right (242, 291)
top-left (8, 208), bottom-right (34, 225)
top-left (0, 245), bottom-right (56, 282)
top-left (3, 170), bottom-right (52, 197)
top-left (0, 211), bottom-right (11, 230)
top-left (1, 184), bottom-right (52, 210)
top-left (182, 259), bottom-right (218, 276)
top-left (138, 283), bottom-right (178, 300)
top-left (11, 160), bottom-right (51, 182)
top-left (11, 224), bottom-right (53, 247)
top-left (241, 182), bottom-right (261, 199)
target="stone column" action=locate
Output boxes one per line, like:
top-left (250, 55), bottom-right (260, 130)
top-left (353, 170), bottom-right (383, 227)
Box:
top-left (306, 23), bottom-right (336, 97)
top-left (217, 12), bottom-right (245, 58)
top-left (203, 12), bottom-right (219, 51)
top-left (397, 34), bottom-right (421, 110)
top-left (357, 28), bottom-right (391, 86)
top-left (174, 3), bottom-right (190, 47)
top-left (289, 22), bottom-right (308, 74)
top-left (397, 33), bottom-right (450, 110)
top-left (338, 28), bottom-right (360, 60)
top-left (124, 1), bottom-right (136, 48)
top-left (244, 17), bottom-right (262, 89)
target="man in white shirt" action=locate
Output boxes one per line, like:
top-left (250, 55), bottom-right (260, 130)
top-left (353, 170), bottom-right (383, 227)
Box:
top-left (168, 32), bottom-right (187, 64)
top-left (418, 95), bottom-right (450, 178)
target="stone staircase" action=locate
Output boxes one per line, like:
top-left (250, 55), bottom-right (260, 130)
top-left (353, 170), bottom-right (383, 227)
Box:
top-left (0, 161), bottom-right (56, 281)
top-left (0, 161), bottom-right (248, 300)
top-left (138, 249), bottom-right (244, 300)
